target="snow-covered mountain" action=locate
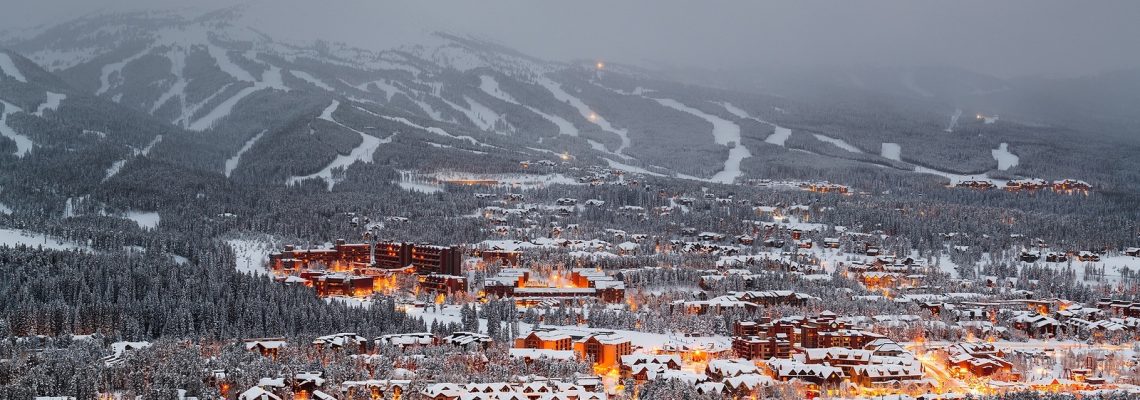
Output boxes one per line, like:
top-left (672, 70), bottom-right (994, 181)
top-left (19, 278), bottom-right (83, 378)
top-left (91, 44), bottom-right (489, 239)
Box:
top-left (3, 8), bottom-right (1137, 193)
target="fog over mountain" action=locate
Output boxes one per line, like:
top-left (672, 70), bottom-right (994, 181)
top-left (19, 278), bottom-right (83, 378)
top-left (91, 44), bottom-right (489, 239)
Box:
top-left (5, 0), bottom-right (1140, 79)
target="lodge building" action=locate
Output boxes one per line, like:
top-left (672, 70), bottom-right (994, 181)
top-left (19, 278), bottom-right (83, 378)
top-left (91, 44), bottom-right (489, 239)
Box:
top-left (270, 240), bottom-right (463, 276)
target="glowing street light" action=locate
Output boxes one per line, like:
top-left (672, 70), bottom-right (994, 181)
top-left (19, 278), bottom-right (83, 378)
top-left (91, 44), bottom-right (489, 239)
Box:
top-left (596, 61), bottom-right (605, 70)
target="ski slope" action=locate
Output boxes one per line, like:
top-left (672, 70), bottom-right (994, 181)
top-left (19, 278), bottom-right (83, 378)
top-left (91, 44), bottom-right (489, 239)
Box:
top-left (479, 75), bottom-right (578, 137)
top-left (537, 76), bottom-right (629, 154)
top-left (0, 100), bottom-right (33, 157)
top-left (991, 142), bottom-right (1019, 171)
top-left (355, 105), bottom-right (493, 148)
top-left (225, 130), bottom-right (268, 177)
top-left (286, 101), bottom-right (391, 189)
top-left (151, 50), bottom-right (188, 113)
top-left (0, 53), bottom-right (27, 82)
top-left (187, 86), bottom-right (263, 131)
top-left (653, 98), bottom-right (750, 184)
top-left (97, 47), bottom-right (151, 95)
top-left (290, 70), bottom-right (334, 91)
top-left (719, 102), bottom-right (792, 146)
top-left (812, 134), bottom-right (863, 153)
top-left (945, 109), bottom-right (963, 133)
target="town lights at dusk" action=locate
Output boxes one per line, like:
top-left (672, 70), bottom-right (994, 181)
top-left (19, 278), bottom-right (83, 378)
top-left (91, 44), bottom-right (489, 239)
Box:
top-left (5, 2), bottom-right (1132, 400)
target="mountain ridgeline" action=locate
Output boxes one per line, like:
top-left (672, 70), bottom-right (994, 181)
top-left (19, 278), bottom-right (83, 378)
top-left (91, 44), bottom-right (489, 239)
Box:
top-left (0, 8), bottom-right (1138, 214)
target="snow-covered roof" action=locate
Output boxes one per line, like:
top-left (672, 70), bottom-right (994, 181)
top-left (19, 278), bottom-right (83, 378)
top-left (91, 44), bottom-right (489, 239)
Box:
top-left (239, 386), bottom-right (282, 400)
top-left (509, 348), bottom-right (575, 361)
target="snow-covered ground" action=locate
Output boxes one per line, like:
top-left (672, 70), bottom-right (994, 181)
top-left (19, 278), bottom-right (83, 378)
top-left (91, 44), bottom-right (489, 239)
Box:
top-left (122, 211), bottom-right (160, 230)
top-left (151, 50), bottom-right (187, 113)
top-left (0, 100), bottom-right (33, 157)
top-left (718, 102), bottom-right (792, 146)
top-left (34, 92), bottom-right (66, 116)
top-left (227, 236), bottom-right (276, 276)
top-left (289, 70), bottom-right (334, 91)
top-left (764, 125), bottom-right (792, 146)
top-left (104, 135), bottom-right (163, 181)
top-left (355, 105), bottom-right (493, 149)
top-left (880, 143), bottom-right (902, 161)
top-left (991, 142), bottom-right (1019, 171)
top-left (225, 130), bottom-right (267, 177)
top-left (0, 53), bottom-right (27, 82)
top-left (945, 108), bottom-right (962, 133)
top-left (812, 134), bottom-right (863, 153)
top-left (353, 79), bottom-right (402, 101)
top-left (397, 171), bottom-right (445, 194)
top-left (187, 86), bottom-right (263, 131)
top-left (0, 228), bottom-right (90, 251)
top-left (913, 165), bottom-right (1006, 186)
top-left (604, 158), bottom-right (667, 177)
top-left (97, 47), bottom-right (151, 95)
top-left (462, 96), bottom-right (502, 132)
top-left (181, 46), bottom-right (289, 131)
top-left (652, 98), bottom-right (750, 184)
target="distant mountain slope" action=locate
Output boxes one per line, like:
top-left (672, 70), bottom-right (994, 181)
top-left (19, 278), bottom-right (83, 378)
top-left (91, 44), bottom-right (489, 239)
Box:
top-left (4, 8), bottom-right (1137, 193)
top-left (0, 49), bottom-right (176, 215)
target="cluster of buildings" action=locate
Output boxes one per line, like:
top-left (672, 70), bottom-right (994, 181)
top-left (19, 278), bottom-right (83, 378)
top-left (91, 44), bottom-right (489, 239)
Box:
top-left (803, 182), bottom-right (851, 195)
top-left (221, 331), bottom-right (497, 399)
top-left (954, 178), bottom-right (1092, 194)
top-left (483, 268), bottom-right (626, 305)
top-left (267, 239), bottom-right (467, 297)
top-left (726, 312), bottom-right (932, 396)
top-left (512, 328), bottom-right (632, 370)
top-left (420, 379), bottom-right (606, 400)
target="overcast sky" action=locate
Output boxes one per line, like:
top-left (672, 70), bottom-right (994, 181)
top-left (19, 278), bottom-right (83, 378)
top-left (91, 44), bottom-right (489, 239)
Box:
top-left (5, 0), bottom-right (1140, 78)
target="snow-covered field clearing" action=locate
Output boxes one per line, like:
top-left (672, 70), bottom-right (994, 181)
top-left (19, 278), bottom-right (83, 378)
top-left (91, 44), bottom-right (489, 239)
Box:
top-left (226, 236), bottom-right (278, 276)
top-left (122, 211), bottom-right (160, 230)
top-left (34, 92), bottom-right (66, 116)
top-left (0, 228), bottom-right (90, 251)
top-left (397, 170), bottom-right (445, 194)
top-left (992, 142), bottom-right (1019, 170)
top-left (880, 142), bottom-right (901, 161)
